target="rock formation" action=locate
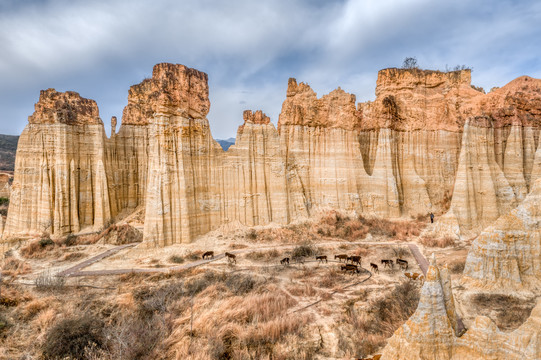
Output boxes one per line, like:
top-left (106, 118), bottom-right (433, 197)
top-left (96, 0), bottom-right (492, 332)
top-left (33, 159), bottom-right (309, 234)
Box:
top-left (0, 173), bottom-right (10, 199)
top-left (3, 64), bottom-right (541, 245)
top-left (381, 256), bottom-right (541, 359)
top-left (462, 174), bottom-right (541, 292)
top-left (3, 89), bottom-right (111, 238)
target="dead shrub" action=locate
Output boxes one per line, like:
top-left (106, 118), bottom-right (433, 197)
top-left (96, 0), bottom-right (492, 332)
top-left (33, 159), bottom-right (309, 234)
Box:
top-left (1, 257), bottom-right (32, 276)
top-left (291, 244), bottom-right (316, 259)
top-left (21, 298), bottom-right (50, 319)
top-left (420, 235), bottom-right (456, 248)
top-left (105, 313), bottom-right (168, 360)
top-left (246, 229), bottom-right (258, 240)
top-left (472, 293), bottom-right (535, 330)
top-left (448, 259), bottom-right (466, 274)
top-left (21, 236), bottom-right (56, 258)
top-left (337, 281), bottom-right (420, 358)
top-left (35, 270), bottom-right (65, 292)
top-left (311, 211), bottom-right (425, 242)
top-left (60, 252), bottom-right (85, 262)
top-left (245, 249), bottom-right (281, 261)
top-left (229, 243), bottom-right (248, 249)
top-left (103, 224), bottom-right (143, 245)
top-left (185, 250), bottom-right (203, 261)
top-left (42, 315), bottom-right (105, 360)
top-left (0, 313), bottom-right (11, 334)
top-left (286, 283), bottom-right (317, 297)
top-left (224, 274), bottom-right (260, 295)
top-left (391, 247), bottom-right (409, 259)
top-left (169, 255), bottom-right (185, 264)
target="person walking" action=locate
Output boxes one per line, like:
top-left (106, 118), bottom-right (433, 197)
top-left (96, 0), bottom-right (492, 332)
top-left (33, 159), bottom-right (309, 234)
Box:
top-left (430, 212), bottom-right (434, 224)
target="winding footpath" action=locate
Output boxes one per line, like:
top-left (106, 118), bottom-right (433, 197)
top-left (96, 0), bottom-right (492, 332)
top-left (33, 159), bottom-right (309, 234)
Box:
top-left (57, 241), bottom-right (430, 277)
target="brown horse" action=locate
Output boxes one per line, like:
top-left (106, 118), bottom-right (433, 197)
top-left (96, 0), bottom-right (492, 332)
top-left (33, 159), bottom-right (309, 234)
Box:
top-left (335, 254), bottom-right (348, 262)
top-left (202, 251), bottom-right (214, 260)
top-left (348, 255), bottom-right (361, 265)
top-left (225, 252), bottom-right (237, 264)
top-left (370, 263), bottom-right (379, 273)
top-left (381, 259), bottom-right (393, 268)
top-left (341, 264), bottom-right (360, 274)
top-left (316, 255), bottom-right (328, 263)
top-left (396, 258), bottom-right (408, 270)
top-left (280, 257), bottom-right (290, 266)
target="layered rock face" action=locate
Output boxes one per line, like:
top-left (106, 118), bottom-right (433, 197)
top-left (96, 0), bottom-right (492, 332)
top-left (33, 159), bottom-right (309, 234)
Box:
top-left (381, 256), bottom-right (541, 360)
top-left (462, 175), bottom-right (541, 292)
top-left (4, 64), bottom-right (541, 245)
top-left (3, 89), bottom-right (111, 238)
top-left (0, 173), bottom-right (10, 198)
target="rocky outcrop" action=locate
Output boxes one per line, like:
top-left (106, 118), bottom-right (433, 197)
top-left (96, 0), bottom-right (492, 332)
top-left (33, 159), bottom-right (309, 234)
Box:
top-left (381, 256), bottom-right (541, 359)
top-left (0, 173), bottom-right (10, 198)
top-left (3, 89), bottom-right (111, 238)
top-left (462, 175), bottom-right (541, 292)
top-left (441, 117), bottom-right (517, 235)
top-left (381, 255), bottom-right (459, 359)
top-left (359, 68), bottom-right (480, 132)
top-left (3, 64), bottom-right (541, 245)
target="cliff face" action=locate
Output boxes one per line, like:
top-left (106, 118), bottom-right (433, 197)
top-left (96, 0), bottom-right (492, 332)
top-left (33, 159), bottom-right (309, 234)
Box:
top-left (3, 64), bottom-right (541, 245)
top-left (4, 89), bottom-right (111, 238)
top-left (462, 175), bottom-right (541, 292)
top-left (381, 256), bottom-right (541, 360)
top-left (0, 173), bottom-right (10, 198)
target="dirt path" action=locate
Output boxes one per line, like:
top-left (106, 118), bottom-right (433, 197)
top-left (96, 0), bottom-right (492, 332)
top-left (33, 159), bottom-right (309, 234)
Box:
top-left (57, 243), bottom-right (137, 277)
top-left (407, 244), bottom-right (429, 275)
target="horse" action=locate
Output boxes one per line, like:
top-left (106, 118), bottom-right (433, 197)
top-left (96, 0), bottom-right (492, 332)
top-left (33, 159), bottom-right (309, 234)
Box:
top-left (348, 255), bottom-right (362, 265)
top-left (225, 252), bottom-right (237, 264)
top-left (316, 255), bottom-right (328, 263)
top-left (396, 258), bottom-right (408, 270)
top-left (202, 251), bottom-right (214, 260)
top-left (280, 257), bottom-right (290, 266)
top-left (341, 264), bottom-right (360, 274)
top-left (334, 254), bottom-right (348, 262)
top-left (370, 263), bottom-right (379, 273)
top-left (381, 259), bottom-right (393, 268)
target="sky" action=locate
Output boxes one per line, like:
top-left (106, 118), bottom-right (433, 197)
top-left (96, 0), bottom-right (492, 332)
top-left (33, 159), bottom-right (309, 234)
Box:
top-left (0, 0), bottom-right (540, 139)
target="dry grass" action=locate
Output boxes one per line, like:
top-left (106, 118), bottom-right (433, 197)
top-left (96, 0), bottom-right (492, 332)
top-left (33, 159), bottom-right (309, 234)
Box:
top-left (336, 281), bottom-right (420, 358)
top-left (420, 235), bottom-right (456, 248)
top-left (20, 236), bottom-right (56, 259)
top-left (1, 257), bottom-right (32, 277)
top-left (102, 224), bottom-right (143, 245)
top-left (244, 248), bottom-right (281, 261)
top-left (229, 243), bottom-right (248, 249)
top-left (472, 293), bottom-right (535, 330)
top-left (164, 286), bottom-right (314, 359)
top-left (245, 210), bottom-right (426, 244)
top-left (169, 255), bottom-right (185, 264)
top-left (59, 252), bottom-right (85, 262)
top-left (448, 259), bottom-right (466, 274)
top-left (20, 298), bottom-right (50, 320)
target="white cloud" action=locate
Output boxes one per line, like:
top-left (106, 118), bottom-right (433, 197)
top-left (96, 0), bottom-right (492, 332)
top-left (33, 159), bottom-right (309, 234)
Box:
top-left (0, 0), bottom-right (540, 137)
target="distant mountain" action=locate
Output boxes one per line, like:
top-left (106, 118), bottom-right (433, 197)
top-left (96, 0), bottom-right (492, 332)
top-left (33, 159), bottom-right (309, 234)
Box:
top-left (216, 137), bottom-right (235, 151)
top-left (0, 134), bottom-right (18, 171)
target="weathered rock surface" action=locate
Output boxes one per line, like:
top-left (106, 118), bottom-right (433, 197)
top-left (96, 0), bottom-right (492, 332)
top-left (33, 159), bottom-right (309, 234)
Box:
top-left (3, 89), bottom-right (111, 238)
top-left (441, 117), bottom-right (517, 235)
top-left (3, 64), bottom-right (541, 245)
top-left (0, 173), bottom-right (10, 198)
top-left (381, 256), bottom-right (541, 359)
top-left (462, 175), bottom-right (541, 292)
